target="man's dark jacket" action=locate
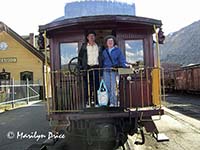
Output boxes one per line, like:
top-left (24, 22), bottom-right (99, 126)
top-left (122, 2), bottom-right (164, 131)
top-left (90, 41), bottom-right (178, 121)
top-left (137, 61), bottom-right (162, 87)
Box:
top-left (78, 43), bottom-right (103, 70)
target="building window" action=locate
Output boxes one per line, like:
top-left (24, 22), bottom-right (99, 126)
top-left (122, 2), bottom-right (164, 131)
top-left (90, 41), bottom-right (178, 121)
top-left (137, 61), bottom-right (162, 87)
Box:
top-left (125, 40), bottom-right (144, 65)
top-left (0, 71), bottom-right (10, 80)
top-left (20, 71), bottom-right (33, 83)
top-left (60, 42), bottom-right (78, 70)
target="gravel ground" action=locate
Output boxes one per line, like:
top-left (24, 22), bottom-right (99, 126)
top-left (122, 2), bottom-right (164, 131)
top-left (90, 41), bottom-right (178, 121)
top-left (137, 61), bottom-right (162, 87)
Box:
top-left (124, 106), bottom-right (200, 150)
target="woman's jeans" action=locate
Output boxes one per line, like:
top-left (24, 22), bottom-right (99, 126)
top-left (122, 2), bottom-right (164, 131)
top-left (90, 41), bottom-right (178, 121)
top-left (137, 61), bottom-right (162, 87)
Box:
top-left (103, 70), bottom-right (117, 106)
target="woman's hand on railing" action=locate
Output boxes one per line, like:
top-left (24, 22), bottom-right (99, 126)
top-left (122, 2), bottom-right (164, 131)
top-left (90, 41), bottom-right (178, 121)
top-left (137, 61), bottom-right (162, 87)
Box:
top-left (125, 63), bottom-right (132, 68)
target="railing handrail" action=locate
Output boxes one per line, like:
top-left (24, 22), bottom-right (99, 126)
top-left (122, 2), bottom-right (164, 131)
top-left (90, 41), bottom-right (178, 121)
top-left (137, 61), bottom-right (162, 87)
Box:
top-left (47, 67), bottom-right (165, 112)
top-left (0, 80), bottom-right (41, 107)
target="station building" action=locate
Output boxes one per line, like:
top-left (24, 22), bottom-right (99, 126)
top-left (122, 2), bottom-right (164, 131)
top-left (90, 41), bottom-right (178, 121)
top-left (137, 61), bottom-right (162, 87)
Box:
top-left (0, 22), bottom-right (45, 85)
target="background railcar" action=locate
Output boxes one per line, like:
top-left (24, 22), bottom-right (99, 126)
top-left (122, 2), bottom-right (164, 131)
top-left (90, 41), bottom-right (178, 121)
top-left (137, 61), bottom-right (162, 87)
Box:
top-left (166, 64), bottom-right (200, 93)
top-left (39, 13), bottom-right (165, 150)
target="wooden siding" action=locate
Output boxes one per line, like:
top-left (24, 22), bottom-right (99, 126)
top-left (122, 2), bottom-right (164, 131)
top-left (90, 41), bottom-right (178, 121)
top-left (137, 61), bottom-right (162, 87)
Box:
top-left (0, 31), bottom-right (43, 82)
top-left (50, 30), bottom-right (84, 71)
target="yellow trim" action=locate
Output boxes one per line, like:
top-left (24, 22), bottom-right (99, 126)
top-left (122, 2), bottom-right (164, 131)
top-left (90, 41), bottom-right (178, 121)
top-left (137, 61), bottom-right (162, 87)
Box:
top-left (44, 31), bottom-right (50, 115)
top-left (152, 25), bottom-right (162, 106)
top-left (152, 68), bottom-right (161, 106)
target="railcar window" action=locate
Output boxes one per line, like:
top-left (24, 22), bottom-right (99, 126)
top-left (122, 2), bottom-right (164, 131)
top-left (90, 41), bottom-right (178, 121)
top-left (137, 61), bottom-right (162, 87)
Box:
top-left (60, 42), bottom-right (78, 69)
top-left (125, 40), bottom-right (144, 65)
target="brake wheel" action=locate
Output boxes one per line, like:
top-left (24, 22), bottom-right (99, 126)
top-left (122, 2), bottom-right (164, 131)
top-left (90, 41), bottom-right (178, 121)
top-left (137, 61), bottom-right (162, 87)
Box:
top-left (68, 57), bottom-right (82, 76)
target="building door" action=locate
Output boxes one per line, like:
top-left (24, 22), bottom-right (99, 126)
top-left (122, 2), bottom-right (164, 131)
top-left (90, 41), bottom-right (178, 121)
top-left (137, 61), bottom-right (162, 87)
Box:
top-left (0, 70), bottom-right (11, 101)
top-left (0, 71), bottom-right (10, 85)
top-left (20, 71), bottom-right (33, 84)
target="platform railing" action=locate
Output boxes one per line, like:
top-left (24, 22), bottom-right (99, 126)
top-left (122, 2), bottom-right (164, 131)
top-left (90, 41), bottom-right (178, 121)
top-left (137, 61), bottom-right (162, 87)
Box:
top-left (48, 67), bottom-right (164, 113)
top-left (0, 79), bottom-right (41, 109)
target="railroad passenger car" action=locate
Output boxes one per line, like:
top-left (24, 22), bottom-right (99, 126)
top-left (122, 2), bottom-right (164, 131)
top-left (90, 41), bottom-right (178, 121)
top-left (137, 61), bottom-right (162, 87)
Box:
top-left (39, 2), bottom-right (165, 150)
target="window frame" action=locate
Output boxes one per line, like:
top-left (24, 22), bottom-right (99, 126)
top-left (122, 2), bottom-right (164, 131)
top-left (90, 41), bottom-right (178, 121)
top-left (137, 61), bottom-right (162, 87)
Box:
top-left (59, 42), bottom-right (79, 70)
top-left (124, 39), bottom-right (145, 65)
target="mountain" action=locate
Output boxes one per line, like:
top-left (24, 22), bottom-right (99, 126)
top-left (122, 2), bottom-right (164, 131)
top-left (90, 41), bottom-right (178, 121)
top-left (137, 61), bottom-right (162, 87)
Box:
top-left (160, 20), bottom-right (200, 66)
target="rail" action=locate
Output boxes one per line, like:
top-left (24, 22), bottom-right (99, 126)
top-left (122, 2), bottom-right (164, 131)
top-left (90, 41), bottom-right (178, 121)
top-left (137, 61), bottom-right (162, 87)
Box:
top-left (0, 79), bottom-right (41, 108)
top-left (47, 67), bottom-right (164, 113)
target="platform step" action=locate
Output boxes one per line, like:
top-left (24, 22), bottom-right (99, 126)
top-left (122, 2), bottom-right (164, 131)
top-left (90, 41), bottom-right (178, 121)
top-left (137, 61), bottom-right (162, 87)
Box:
top-left (153, 133), bottom-right (169, 142)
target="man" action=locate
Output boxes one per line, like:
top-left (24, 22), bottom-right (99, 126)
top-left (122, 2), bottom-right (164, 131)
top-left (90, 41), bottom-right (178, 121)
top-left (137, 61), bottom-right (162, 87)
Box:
top-left (78, 31), bottom-right (102, 106)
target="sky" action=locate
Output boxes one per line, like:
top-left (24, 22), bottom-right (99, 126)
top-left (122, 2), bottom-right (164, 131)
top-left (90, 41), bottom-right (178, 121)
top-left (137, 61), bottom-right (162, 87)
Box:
top-left (0, 0), bottom-right (199, 35)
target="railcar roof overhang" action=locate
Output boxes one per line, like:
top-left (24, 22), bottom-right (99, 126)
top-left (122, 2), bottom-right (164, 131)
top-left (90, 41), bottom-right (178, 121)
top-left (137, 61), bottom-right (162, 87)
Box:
top-left (39, 15), bottom-right (162, 33)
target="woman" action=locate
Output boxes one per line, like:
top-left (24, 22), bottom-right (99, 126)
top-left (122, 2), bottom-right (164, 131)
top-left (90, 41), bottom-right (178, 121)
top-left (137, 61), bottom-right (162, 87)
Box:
top-left (102, 35), bottom-right (127, 107)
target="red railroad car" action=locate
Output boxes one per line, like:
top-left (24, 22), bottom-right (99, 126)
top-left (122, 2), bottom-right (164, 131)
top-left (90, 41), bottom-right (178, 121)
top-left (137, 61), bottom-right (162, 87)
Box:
top-left (166, 64), bottom-right (200, 93)
top-left (175, 64), bottom-right (200, 93)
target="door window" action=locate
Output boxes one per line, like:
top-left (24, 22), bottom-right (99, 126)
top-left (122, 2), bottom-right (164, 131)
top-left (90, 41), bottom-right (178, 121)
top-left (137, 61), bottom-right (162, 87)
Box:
top-left (60, 42), bottom-right (78, 70)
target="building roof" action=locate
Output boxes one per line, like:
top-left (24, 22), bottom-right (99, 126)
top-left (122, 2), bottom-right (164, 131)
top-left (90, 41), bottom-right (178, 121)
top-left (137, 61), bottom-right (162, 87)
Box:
top-left (39, 15), bottom-right (162, 32)
top-left (182, 63), bottom-right (200, 69)
top-left (0, 21), bottom-right (45, 62)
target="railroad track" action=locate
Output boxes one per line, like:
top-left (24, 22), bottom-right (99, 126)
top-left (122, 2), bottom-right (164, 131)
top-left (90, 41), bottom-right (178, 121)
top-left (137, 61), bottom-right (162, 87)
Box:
top-left (165, 94), bottom-right (200, 120)
top-left (168, 105), bottom-right (200, 120)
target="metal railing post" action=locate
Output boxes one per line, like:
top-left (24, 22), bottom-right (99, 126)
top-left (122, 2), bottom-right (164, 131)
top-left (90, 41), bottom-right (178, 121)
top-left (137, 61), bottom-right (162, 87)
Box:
top-left (44, 30), bottom-right (50, 115)
top-left (12, 78), bottom-right (14, 108)
top-left (26, 78), bottom-right (29, 104)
